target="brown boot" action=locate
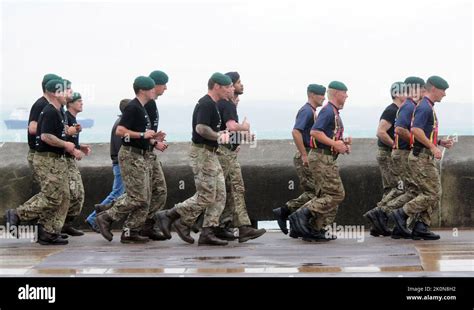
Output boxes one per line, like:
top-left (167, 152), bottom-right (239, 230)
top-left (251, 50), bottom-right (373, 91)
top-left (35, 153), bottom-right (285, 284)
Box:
top-left (172, 219), bottom-right (194, 244)
top-left (96, 212), bottom-right (114, 241)
top-left (238, 226), bottom-right (266, 243)
top-left (198, 227), bottom-right (228, 246)
top-left (120, 230), bottom-right (150, 244)
top-left (139, 219), bottom-right (167, 241)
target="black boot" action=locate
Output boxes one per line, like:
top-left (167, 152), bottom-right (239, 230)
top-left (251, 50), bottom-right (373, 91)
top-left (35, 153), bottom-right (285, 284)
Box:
top-left (302, 228), bottom-right (332, 242)
top-left (95, 202), bottom-right (114, 214)
top-left (391, 226), bottom-right (412, 239)
top-left (375, 209), bottom-right (392, 236)
top-left (412, 221), bottom-right (440, 240)
top-left (214, 227), bottom-right (237, 241)
top-left (272, 206), bottom-right (291, 235)
top-left (390, 208), bottom-right (412, 237)
top-left (139, 218), bottom-right (167, 241)
top-left (198, 227), bottom-right (228, 246)
top-left (363, 209), bottom-right (385, 236)
top-left (288, 207), bottom-right (313, 238)
top-left (191, 213), bottom-right (203, 233)
top-left (154, 208), bottom-right (180, 239)
top-left (172, 219), bottom-right (195, 244)
top-left (61, 217), bottom-right (84, 236)
top-left (37, 225), bottom-right (68, 245)
top-left (238, 226), bottom-right (266, 243)
top-left (120, 230), bottom-right (150, 244)
top-left (96, 212), bottom-right (114, 241)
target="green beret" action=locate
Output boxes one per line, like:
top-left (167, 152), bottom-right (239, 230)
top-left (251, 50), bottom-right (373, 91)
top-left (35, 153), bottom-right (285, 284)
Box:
top-left (328, 81), bottom-right (348, 91)
top-left (149, 70), bottom-right (169, 85)
top-left (71, 92), bottom-right (82, 102)
top-left (404, 76), bottom-right (425, 87)
top-left (390, 81), bottom-right (405, 98)
top-left (427, 75), bottom-right (449, 90)
top-left (210, 72), bottom-right (232, 86)
top-left (44, 79), bottom-right (65, 93)
top-left (133, 76), bottom-right (155, 91)
top-left (42, 73), bottom-right (62, 91)
top-left (307, 84), bottom-right (326, 95)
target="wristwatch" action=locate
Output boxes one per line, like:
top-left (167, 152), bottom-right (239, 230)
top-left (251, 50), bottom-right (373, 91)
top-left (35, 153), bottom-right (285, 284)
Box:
top-left (140, 132), bottom-right (145, 139)
top-left (153, 140), bottom-right (158, 147)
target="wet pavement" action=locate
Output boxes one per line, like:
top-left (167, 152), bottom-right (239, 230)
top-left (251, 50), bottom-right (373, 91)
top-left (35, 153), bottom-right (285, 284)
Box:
top-left (0, 230), bottom-right (473, 277)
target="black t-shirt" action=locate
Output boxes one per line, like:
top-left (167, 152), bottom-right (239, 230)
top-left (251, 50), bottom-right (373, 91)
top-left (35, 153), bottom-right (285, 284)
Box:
top-left (27, 96), bottom-right (49, 149)
top-left (192, 95), bottom-right (221, 147)
top-left (217, 99), bottom-right (240, 148)
top-left (65, 110), bottom-right (80, 149)
top-left (119, 98), bottom-right (151, 150)
top-left (36, 104), bottom-right (67, 155)
top-left (377, 103), bottom-right (398, 148)
top-left (145, 100), bottom-right (159, 132)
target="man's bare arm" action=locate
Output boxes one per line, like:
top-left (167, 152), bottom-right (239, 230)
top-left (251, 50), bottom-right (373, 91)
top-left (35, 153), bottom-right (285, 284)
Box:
top-left (292, 129), bottom-right (307, 157)
top-left (376, 120), bottom-right (394, 147)
top-left (395, 126), bottom-right (411, 143)
top-left (28, 121), bottom-right (37, 135)
top-left (196, 124), bottom-right (218, 141)
top-left (41, 133), bottom-right (66, 148)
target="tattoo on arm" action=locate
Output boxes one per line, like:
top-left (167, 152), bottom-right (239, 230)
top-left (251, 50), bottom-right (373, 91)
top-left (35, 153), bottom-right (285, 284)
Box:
top-left (41, 133), bottom-right (65, 148)
top-left (196, 124), bottom-right (218, 141)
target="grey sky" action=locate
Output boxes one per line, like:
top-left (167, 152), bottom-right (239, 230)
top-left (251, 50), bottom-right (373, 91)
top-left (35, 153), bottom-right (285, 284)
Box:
top-left (1, 0), bottom-right (472, 111)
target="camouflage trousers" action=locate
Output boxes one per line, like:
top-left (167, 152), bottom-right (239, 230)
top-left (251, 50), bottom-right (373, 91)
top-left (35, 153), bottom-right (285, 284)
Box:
top-left (217, 146), bottom-right (251, 228)
top-left (379, 149), bottom-right (419, 213)
top-left (402, 151), bottom-right (441, 226)
top-left (106, 147), bottom-right (151, 231)
top-left (301, 151), bottom-right (344, 230)
top-left (175, 145), bottom-right (226, 228)
top-left (145, 151), bottom-right (167, 219)
top-left (375, 148), bottom-right (404, 210)
top-left (18, 154), bottom-right (70, 234)
top-left (66, 157), bottom-right (84, 218)
top-left (27, 149), bottom-right (40, 196)
top-left (286, 150), bottom-right (317, 213)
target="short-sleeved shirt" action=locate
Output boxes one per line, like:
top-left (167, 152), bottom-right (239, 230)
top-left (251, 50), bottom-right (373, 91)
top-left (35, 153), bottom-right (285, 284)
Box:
top-left (377, 103), bottom-right (398, 148)
top-left (145, 100), bottom-right (159, 132)
top-left (65, 110), bottom-right (80, 149)
top-left (311, 102), bottom-right (344, 150)
top-left (412, 97), bottom-right (437, 148)
top-left (27, 96), bottom-right (49, 150)
top-left (217, 99), bottom-right (239, 148)
top-left (119, 98), bottom-right (151, 150)
top-left (36, 104), bottom-right (67, 155)
top-left (293, 102), bottom-right (316, 148)
top-left (192, 95), bottom-right (222, 147)
top-left (394, 98), bottom-right (416, 149)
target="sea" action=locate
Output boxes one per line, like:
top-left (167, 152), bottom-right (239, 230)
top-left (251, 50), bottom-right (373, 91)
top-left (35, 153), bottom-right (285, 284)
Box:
top-left (1, 101), bottom-right (472, 143)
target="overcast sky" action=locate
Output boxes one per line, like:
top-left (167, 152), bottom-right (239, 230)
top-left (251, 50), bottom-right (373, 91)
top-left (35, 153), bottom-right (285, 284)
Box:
top-left (0, 0), bottom-right (472, 111)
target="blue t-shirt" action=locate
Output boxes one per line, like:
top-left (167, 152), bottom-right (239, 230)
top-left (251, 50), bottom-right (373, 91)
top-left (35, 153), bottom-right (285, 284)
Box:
top-left (394, 98), bottom-right (416, 149)
top-left (311, 102), bottom-right (343, 150)
top-left (412, 97), bottom-right (437, 148)
top-left (293, 102), bottom-right (316, 148)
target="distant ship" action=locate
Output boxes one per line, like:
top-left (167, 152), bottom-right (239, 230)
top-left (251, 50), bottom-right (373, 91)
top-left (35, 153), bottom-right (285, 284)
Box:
top-left (4, 108), bottom-right (94, 129)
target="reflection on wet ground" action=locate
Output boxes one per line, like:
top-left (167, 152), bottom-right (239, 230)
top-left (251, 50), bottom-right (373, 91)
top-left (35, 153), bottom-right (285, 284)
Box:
top-left (0, 230), bottom-right (472, 276)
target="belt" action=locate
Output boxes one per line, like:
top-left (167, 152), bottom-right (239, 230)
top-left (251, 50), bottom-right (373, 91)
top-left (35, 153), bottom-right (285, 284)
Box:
top-left (35, 151), bottom-right (65, 158)
top-left (193, 143), bottom-right (219, 153)
top-left (122, 145), bottom-right (147, 155)
top-left (412, 146), bottom-right (433, 157)
top-left (313, 148), bottom-right (333, 155)
top-left (378, 146), bottom-right (392, 152)
top-left (222, 144), bottom-right (239, 152)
